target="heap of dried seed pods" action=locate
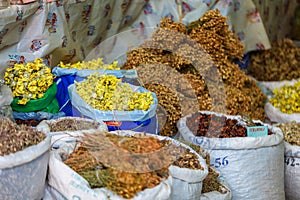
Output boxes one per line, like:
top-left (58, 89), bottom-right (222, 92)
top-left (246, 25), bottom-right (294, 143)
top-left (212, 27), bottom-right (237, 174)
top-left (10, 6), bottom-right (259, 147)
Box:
top-left (121, 9), bottom-right (266, 137)
top-left (64, 132), bottom-right (203, 199)
top-left (0, 117), bottom-right (46, 156)
top-left (248, 38), bottom-right (300, 81)
top-left (188, 9), bottom-right (244, 63)
top-left (277, 121), bottom-right (300, 146)
top-left (186, 112), bottom-right (272, 138)
top-left (47, 118), bottom-right (101, 132)
top-left (144, 84), bottom-right (182, 137)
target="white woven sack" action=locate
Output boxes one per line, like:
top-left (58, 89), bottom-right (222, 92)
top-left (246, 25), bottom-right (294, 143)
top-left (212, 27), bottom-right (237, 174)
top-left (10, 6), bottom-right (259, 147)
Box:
top-left (200, 189), bottom-right (232, 200)
top-left (0, 136), bottom-right (51, 200)
top-left (261, 79), bottom-right (300, 123)
top-left (48, 131), bottom-right (172, 200)
top-left (110, 130), bottom-right (209, 200)
top-left (284, 141), bottom-right (300, 200)
top-left (167, 142), bottom-right (208, 200)
top-left (177, 111), bottom-right (285, 200)
top-left (264, 103), bottom-right (300, 123)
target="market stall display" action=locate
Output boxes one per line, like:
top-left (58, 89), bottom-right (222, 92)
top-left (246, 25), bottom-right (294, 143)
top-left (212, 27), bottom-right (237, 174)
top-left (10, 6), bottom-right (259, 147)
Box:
top-left (0, 1), bottom-right (295, 200)
top-left (177, 111), bottom-right (285, 200)
top-left (0, 117), bottom-right (50, 200)
top-left (277, 122), bottom-right (300, 200)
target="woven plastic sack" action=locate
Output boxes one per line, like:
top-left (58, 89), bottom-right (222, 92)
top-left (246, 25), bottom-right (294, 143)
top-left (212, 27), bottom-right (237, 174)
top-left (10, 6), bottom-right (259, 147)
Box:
top-left (11, 83), bottom-right (59, 113)
top-left (0, 135), bottom-right (51, 200)
top-left (109, 130), bottom-right (208, 200)
top-left (177, 111), bottom-right (285, 200)
top-left (200, 168), bottom-right (232, 200)
top-left (68, 83), bottom-right (159, 134)
top-left (200, 183), bottom-right (232, 200)
top-left (47, 131), bottom-right (172, 200)
top-left (284, 141), bottom-right (300, 200)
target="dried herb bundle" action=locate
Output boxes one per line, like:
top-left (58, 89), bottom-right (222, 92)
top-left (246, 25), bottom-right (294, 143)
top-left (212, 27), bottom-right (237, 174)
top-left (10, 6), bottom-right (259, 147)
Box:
top-left (0, 117), bottom-right (45, 156)
top-left (64, 132), bottom-right (203, 198)
top-left (248, 38), bottom-right (300, 81)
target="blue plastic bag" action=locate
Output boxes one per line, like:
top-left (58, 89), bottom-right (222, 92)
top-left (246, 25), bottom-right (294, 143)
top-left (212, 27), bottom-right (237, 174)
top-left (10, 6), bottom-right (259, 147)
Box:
top-left (53, 68), bottom-right (139, 116)
top-left (69, 83), bottom-right (159, 134)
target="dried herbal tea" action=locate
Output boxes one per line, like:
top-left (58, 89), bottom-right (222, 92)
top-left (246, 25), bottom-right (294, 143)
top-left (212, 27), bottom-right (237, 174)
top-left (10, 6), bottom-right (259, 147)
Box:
top-left (64, 132), bottom-right (203, 199)
top-left (48, 118), bottom-right (101, 132)
top-left (202, 166), bottom-right (228, 194)
top-left (248, 38), bottom-right (300, 81)
top-left (186, 112), bottom-right (272, 138)
top-left (0, 117), bottom-right (45, 156)
top-left (277, 121), bottom-right (300, 146)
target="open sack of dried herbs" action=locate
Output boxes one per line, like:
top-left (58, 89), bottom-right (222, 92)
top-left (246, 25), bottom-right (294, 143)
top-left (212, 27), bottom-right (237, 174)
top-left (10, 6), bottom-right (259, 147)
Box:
top-left (177, 139), bottom-right (232, 200)
top-left (36, 116), bottom-right (108, 136)
top-left (47, 130), bottom-right (208, 200)
top-left (36, 117), bottom-right (108, 157)
top-left (68, 72), bottom-right (159, 134)
top-left (276, 122), bottom-right (300, 200)
top-left (51, 57), bottom-right (139, 116)
top-left (4, 58), bottom-right (59, 114)
top-left (247, 39), bottom-right (300, 122)
top-left (118, 9), bottom-right (266, 137)
top-left (177, 111), bottom-right (285, 200)
top-left (0, 117), bottom-right (50, 200)
top-left (262, 79), bottom-right (300, 123)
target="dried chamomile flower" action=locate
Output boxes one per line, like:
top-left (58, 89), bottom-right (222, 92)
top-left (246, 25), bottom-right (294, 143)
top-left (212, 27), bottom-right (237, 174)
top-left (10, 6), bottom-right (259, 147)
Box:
top-left (59, 58), bottom-right (119, 70)
top-left (76, 73), bottom-right (154, 111)
top-left (4, 58), bottom-right (55, 105)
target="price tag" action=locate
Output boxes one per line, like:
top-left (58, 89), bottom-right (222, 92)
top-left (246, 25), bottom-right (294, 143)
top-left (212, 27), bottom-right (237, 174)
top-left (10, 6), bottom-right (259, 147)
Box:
top-left (247, 126), bottom-right (268, 137)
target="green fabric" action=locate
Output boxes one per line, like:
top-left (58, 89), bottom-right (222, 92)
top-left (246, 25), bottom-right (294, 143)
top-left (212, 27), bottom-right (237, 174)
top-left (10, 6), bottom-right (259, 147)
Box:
top-left (11, 83), bottom-right (58, 113)
top-left (40, 97), bottom-right (60, 113)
